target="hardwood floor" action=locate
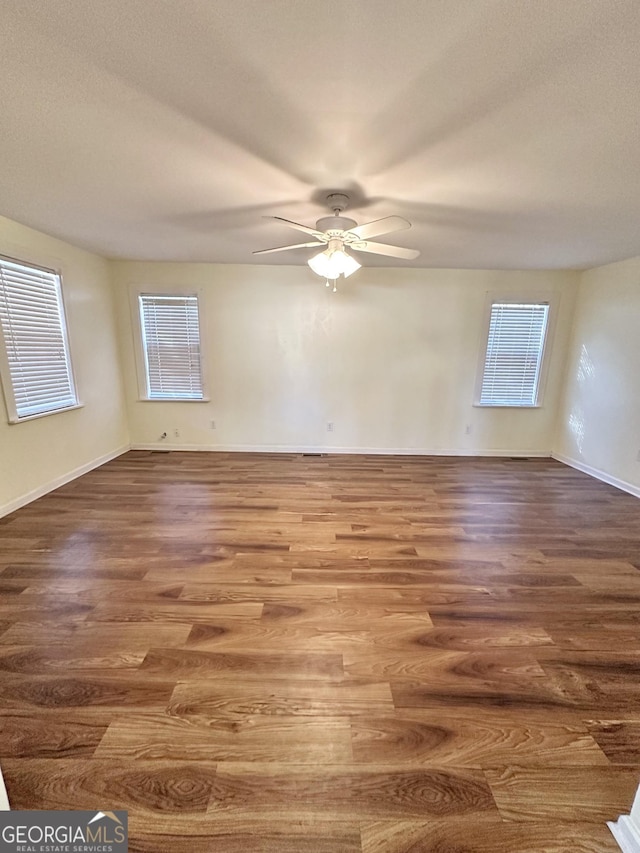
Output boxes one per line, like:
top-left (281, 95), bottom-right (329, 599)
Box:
top-left (1, 450), bottom-right (639, 851)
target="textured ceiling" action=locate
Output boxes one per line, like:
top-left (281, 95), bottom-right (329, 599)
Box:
top-left (1, 0), bottom-right (639, 269)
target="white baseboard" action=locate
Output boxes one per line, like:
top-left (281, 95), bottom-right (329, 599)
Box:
top-left (0, 444), bottom-right (130, 519)
top-left (552, 452), bottom-right (640, 499)
top-left (131, 442), bottom-right (552, 457)
top-left (609, 816), bottom-right (640, 853)
top-left (609, 783), bottom-right (640, 852)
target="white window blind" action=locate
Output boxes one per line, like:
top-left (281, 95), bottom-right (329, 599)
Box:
top-left (0, 256), bottom-right (78, 421)
top-left (479, 302), bottom-right (549, 406)
top-left (138, 294), bottom-right (204, 400)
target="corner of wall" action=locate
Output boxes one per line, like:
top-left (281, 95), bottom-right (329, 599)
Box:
top-left (551, 268), bottom-right (583, 454)
top-left (551, 257), bottom-right (640, 498)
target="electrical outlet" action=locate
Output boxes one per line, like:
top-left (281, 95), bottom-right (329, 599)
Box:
top-left (465, 424), bottom-right (472, 435)
top-left (637, 449), bottom-right (640, 462)
top-left (326, 422), bottom-right (334, 432)
top-left (210, 420), bottom-right (216, 430)
top-left (173, 428), bottom-right (180, 438)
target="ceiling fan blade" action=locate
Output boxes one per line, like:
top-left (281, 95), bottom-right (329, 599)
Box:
top-left (253, 241), bottom-right (325, 255)
top-left (350, 241), bottom-right (420, 260)
top-left (347, 216), bottom-right (411, 240)
top-left (264, 216), bottom-right (326, 240)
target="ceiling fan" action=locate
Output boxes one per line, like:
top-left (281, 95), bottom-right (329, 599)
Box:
top-left (254, 193), bottom-right (420, 290)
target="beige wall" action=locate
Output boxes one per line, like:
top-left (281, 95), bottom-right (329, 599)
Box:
top-left (554, 256), bottom-right (640, 496)
top-left (112, 261), bottom-right (577, 455)
top-left (0, 217), bottom-right (129, 515)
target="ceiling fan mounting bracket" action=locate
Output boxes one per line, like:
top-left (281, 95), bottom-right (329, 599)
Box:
top-left (325, 192), bottom-right (350, 213)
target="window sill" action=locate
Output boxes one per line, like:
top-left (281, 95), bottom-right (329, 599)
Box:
top-left (473, 402), bottom-right (542, 408)
top-left (139, 397), bottom-right (211, 403)
top-left (9, 402), bottom-right (84, 424)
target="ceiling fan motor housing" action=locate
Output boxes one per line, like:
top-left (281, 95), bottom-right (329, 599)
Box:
top-left (315, 215), bottom-right (358, 235)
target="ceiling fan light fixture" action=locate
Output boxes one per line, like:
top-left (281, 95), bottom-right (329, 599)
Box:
top-left (308, 247), bottom-right (361, 280)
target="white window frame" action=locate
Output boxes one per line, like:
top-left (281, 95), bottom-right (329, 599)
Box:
top-left (0, 253), bottom-right (81, 424)
top-left (474, 292), bottom-right (556, 408)
top-left (130, 285), bottom-right (209, 402)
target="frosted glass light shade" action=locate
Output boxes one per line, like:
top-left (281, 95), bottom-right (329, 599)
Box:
top-left (338, 252), bottom-right (361, 278)
top-left (308, 248), bottom-right (361, 279)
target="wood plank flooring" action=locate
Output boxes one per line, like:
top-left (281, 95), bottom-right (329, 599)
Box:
top-left (1, 450), bottom-right (640, 851)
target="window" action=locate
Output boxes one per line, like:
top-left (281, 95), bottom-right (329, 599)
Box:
top-left (478, 301), bottom-right (550, 407)
top-left (137, 293), bottom-right (205, 400)
top-left (0, 255), bottom-right (78, 422)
